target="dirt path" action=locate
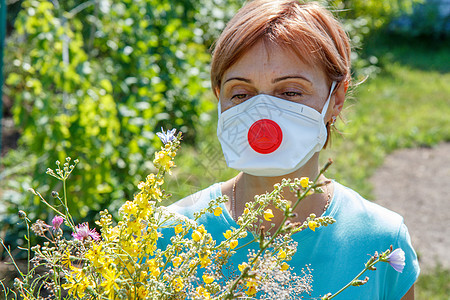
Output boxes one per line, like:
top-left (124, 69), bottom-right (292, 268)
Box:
top-left (370, 142), bottom-right (450, 273)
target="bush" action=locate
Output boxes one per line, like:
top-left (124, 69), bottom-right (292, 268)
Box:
top-left (1, 0), bottom-right (242, 257)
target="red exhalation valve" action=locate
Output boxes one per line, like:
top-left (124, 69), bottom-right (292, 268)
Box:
top-left (248, 119), bottom-right (283, 154)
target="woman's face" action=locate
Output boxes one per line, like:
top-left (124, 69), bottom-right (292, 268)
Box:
top-left (218, 41), bottom-right (335, 116)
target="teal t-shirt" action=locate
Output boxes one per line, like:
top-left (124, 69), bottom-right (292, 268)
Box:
top-left (167, 181), bottom-right (420, 299)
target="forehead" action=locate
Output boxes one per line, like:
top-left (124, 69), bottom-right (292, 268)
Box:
top-left (222, 40), bottom-right (327, 84)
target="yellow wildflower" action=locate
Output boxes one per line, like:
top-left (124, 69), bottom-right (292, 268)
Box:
top-left (308, 220), bottom-right (318, 232)
top-left (189, 260), bottom-right (197, 268)
top-left (146, 173), bottom-right (156, 184)
top-left (149, 228), bottom-right (159, 240)
top-left (124, 262), bottom-right (135, 274)
top-left (278, 249), bottom-right (287, 259)
top-left (230, 239), bottom-right (238, 249)
top-left (103, 226), bottom-right (120, 242)
top-left (62, 278), bottom-right (89, 298)
top-left (145, 243), bottom-right (157, 256)
top-left (147, 259), bottom-right (160, 277)
top-left (139, 271), bottom-right (147, 282)
top-left (223, 230), bottom-right (232, 240)
top-left (199, 251), bottom-right (212, 268)
top-left (153, 150), bottom-right (174, 173)
top-left (196, 286), bottom-right (211, 299)
top-left (149, 186), bottom-right (163, 201)
top-left (247, 280), bottom-right (258, 288)
top-left (173, 256), bottom-right (183, 268)
top-left (192, 230), bottom-right (202, 242)
top-left (300, 177), bottom-right (309, 188)
top-left (137, 181), bottom-right (146, 190)
top-left (122, 239), bottom-right (140, 257)
top-left (172, 276), bottom-right (184, 292)
top-left (62, 267), bottom-right (89, 298)
top-left (151, 267), bottom-right (161, 277)
top-left (120, 201), bottom-right (138, 216)
top-left (202, 274), bottom-right (214, 284)
top-left (174, 223), bottom-right (183, 234)
top-left (137, 286), bottom-right (148, 298)
top-left (238, 262), bottom-right (249, 272)
top-left (101, 267), bottom-right (120, 299)
top-left (264, 209), bottom-right (274, 221)
top-left (214, 206), bottom-right (223, 216)
top-left (61, 249), bottom-right (72, 269)
top-left (244, 208), bottom-right (250, 214)
top-left (126, 220), bottom-right (143, 236)
top-left (198, 225), bottom-right (206, 234)
top-left (85, 243), bottom-right (106, 269)
top-left (245, 280), bottom-right (258, 296)
top-left (200, 257), bottom-right (211, 268)
top-left (133, 193), bottom-right (149, 209)
top-left (281, 262), bottom-right (290, 271)
top-left (245, 286), bottom-right (257, 296)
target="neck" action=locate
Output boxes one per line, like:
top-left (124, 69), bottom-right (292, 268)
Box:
top-left (241, 153), bottom-right (322, 191)
top-left (223, 153), bottom-right (332, 228)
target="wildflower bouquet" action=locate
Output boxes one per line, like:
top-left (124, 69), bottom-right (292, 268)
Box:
top-left (0, 129), bottom-right (405, 299)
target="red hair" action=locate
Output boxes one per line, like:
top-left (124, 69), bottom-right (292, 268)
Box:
top-left (210, 0), bottom-right (351, 97)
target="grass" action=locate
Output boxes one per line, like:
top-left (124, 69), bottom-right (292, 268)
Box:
top-left (321, 60), bottom-right (450, 198)
top-left (319, 32), bottom-right (450, 198)
top-left (167, 32), bottom-right (450, 298)
top-left (416, 266), bottom-right (450, 299)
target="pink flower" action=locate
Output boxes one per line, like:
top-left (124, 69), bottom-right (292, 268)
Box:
top-left (52, 216), bottom-right (65, 230)
top-left (386, 248), bottom-right (405, 273)
top-left (72, 222), bottom-right (100, 241)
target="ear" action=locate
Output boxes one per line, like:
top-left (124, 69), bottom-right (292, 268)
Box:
top-left (332, 80), bottom-right (347, 116)
top-left (214, 86), bottom-right (221, 100)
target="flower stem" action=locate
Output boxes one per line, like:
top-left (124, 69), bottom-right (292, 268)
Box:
top-left (224, 161), bottom-right (333, 299)
top-left (326, 259), bottom-right (380, 299)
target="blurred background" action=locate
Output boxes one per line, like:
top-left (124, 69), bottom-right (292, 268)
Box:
top-left (0, 0), bottom-right (449, 297)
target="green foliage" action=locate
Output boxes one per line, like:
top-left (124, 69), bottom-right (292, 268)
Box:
top-left (328, 0), bottom-right (420, 28)
top-left (7, 0), bottom-right (121, 216)
top-left (2, 0), bottom-right (242, 256)
top-left (324, 0), bottom-right (423, 79)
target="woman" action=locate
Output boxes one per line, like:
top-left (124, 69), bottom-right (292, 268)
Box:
top-left (169, 0), bottom-right (419, 298)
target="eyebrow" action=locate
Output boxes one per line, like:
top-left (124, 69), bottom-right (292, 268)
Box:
top-left (272, 75), bottom-right (312, 84)
top-left (223, 77), bottom-right (252, 85)
top-left (223, 75), bottom-right (312, 85)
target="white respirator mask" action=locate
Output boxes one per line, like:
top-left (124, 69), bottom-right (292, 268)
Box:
top-left (217, 81), bottom-right (337, 177)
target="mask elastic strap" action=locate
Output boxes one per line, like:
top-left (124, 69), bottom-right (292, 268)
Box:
top-left (321, 81), bottom-right (337, 119)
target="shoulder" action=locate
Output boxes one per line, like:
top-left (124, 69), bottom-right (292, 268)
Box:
top-left (168, 182), bottom-right (223, 219)
top-left (334, 182), bottom-right (404, 224)
top-left (332, 182), bottom-right (405, 240)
